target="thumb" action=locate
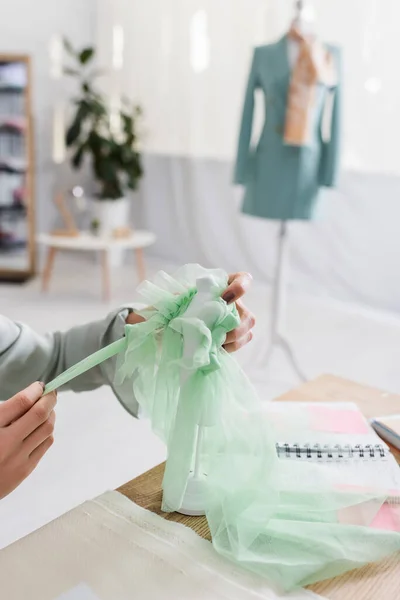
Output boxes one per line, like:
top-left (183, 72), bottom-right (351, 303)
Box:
top-left (0, 382), bottom-right (45, 428)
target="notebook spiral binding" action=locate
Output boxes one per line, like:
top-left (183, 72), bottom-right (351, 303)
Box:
top-left (275, 443), bottom-right (390, 460)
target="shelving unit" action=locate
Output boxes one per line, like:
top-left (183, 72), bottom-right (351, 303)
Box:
top-left (0, 56), bottom-right (33, 278)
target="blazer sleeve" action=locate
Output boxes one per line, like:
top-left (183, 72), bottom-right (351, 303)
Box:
top-left (234, 48), bottom-right (259, 185)
top-left (0, 308), bottom-right (142, 417)
top-left (319, 47), bottom-right (342, 188)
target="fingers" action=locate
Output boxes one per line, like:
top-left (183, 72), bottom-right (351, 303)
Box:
top-left (224, 300), bottom-right (256, 345)
top-left (223, 297), bottom-right (256, 353)
top-left (0, 382), bottom-right (45, 428)
top-left (222, 272), bottom-right (252, 305)
top-left (29, 435), bottom-right (54, 466)
top-left (224, 331), bottom-right (253, 353)
top-left (23, 410), bottom-right (56, 455)
top-left (11, 391), bottom-right (57, 440)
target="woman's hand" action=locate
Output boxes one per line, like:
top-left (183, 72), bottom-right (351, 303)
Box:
top-left (222, 272), bottom-right (255, 353)
top-left (126, 271), bottom-right (256, 353)
top-left (0, 382), bottom-right (57, 500)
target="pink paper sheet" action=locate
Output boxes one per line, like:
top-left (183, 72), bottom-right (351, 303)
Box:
top-left (311, 406), bottom-right (370, 434)
top-left (370, 503), bottom-right (400, 532)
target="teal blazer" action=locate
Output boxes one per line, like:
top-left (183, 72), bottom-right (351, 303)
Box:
top-left (234, 36), bottom-right (341, 221)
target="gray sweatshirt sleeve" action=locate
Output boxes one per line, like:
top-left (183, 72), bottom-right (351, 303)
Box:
top-left (0, 309), bottom-right (139, 417)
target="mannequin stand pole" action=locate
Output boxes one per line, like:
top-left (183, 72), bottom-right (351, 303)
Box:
top-left (263, 221), bottom-right (307, 382)
top-left (193, 425), bottom-right (204, 479)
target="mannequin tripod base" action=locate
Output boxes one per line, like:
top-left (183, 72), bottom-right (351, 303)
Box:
top-left (260, 221), bottom-right (307, 383)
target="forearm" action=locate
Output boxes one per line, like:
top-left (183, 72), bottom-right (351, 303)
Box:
top-left (51, 308), bottom-right (132, 393)
top-left (0, 309), bottom-right (131, 399)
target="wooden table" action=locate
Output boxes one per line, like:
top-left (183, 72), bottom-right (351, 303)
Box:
top-left (118, 375), bottom-right (400, 600)
top-left (37, 230), bottom-right (156, 301)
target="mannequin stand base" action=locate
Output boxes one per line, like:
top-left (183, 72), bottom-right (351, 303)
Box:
top-left (178, 507), bottom-right (206, 517)
top-left (174, 475), bottom-right (207, 517)
top-left (262, 221), bottom-right (307, 383)
top-left (263, 333), bottom-right (307, 382)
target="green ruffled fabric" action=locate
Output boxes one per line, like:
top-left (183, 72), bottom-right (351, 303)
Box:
top-left (46, 264), bottom-right (400, 592)
top-left (115, 265), bottom-right (400, 591)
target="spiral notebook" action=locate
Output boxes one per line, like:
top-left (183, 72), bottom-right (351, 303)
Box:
top-left (265, 402), bottom-right (400, 531)
top-left (265, 402), bottom-right (400, 500)
top-left (275, 441), bottom-right (390, 461)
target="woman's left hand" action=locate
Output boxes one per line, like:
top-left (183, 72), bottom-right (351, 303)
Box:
top-left (221, 272), bottom-right (255, 353)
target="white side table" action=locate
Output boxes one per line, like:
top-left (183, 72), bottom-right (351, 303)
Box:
top-left (37, 231), bottom-right (156, 301)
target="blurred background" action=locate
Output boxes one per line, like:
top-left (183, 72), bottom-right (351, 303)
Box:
top-left (1, 0), bottom-right (400, 548)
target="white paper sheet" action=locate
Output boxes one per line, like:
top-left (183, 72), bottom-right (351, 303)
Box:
top-left (0, 491), bottom-right (323, 600)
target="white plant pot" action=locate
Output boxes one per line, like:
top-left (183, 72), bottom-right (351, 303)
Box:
top-left (93, 197), bottom-right (130, 267)
top-left (94, 197), bottom-right (130, 237)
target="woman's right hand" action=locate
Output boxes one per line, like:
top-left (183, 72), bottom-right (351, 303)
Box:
top-left (0, 382), bottom-right (57, 500)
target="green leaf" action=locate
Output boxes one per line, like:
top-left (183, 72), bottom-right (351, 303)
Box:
top-left (87, 130), bottom-right (107, 157)
top-left (65, 102), bottom-right (90, 146)
top-left (63, 37), bottom-right (76, 57)
top-left (71, 144), bottom-right (86, 169)
top-left (100, 183), bottom-right (122, 200)
top-left (122, 114), bottom-right (133, 133)
top-left (85, 97), bottom-right (106, 117)
top-left (63, 67), bottom-right (80, 77)
top-left (81, 81), bottom-right (91, 93)
top-left (66, 119), bottom-right (81, 147)
top-left (94, 155), bottom-right (115, 183)
top-left (125, 152), bottom-right (143, 190)
top-left (79, 47), bottom-right (95, 65)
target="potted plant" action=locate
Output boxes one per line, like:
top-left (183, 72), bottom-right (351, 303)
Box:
top-left (63, 39), bottom-right (143, 239)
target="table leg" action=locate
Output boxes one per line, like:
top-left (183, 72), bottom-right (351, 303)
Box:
top-left (42, 247), bottom-right (57, 292)
top-left (101, 250), bottom-right (111, 302)
top-left (134, 247), bottom-right (146, 282)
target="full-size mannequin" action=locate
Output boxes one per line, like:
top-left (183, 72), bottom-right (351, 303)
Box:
top-left (263, 2), bottom-right (318, 379)
top-left (234, 1), bottom-right (340, 380)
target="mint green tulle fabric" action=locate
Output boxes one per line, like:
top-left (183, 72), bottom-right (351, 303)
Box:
top-left (45, 264), bottom-right (400, 591)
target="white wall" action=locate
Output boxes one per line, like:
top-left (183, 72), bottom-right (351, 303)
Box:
top-left (0, 0), bottom-right (98, 236)
top-left (94, 0), bottom-right (400, 314)
top-left (96, 0), bottom-right (267, 160)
